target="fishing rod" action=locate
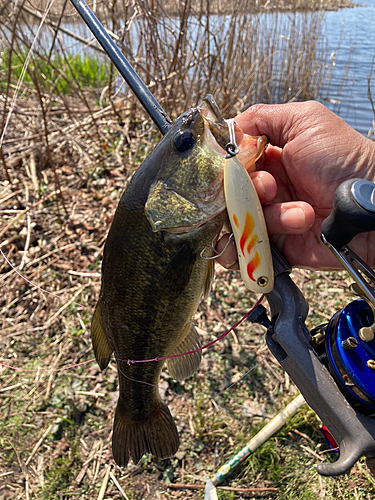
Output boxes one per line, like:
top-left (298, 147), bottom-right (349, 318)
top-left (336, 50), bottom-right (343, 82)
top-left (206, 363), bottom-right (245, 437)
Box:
top-left (69, 0), bottom-right (172, 135)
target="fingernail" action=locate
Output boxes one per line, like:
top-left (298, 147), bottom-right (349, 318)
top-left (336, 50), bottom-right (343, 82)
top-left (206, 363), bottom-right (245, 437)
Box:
top-left (280, 207), bottom-right (306, 230)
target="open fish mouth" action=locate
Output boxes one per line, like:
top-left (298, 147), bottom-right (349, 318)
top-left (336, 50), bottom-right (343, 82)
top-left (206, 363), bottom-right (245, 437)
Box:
top-left (198, 95), bottom-right (268, 171)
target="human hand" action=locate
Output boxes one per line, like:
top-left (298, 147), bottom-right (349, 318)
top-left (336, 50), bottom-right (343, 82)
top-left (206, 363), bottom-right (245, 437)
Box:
top-left (217, 101), bottom-right (375, 269)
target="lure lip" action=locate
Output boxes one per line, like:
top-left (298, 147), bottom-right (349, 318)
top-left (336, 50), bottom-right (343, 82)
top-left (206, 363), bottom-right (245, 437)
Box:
top-left (236, 132), bottom-right (269, 172)
top-left (198, 96), bottom-right (269, 170)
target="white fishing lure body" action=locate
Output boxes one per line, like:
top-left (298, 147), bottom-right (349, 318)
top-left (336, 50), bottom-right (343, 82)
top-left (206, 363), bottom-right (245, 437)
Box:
top-left (224, 154), bottom-right (274, 293)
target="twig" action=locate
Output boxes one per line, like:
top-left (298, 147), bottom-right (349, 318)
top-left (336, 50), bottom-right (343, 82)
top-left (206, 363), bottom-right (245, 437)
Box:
top-left (45, 350), bottom-right (64, 401)
top-left (0, 382), bottom-right (25, 392)
top-left (43, 286), bottom-right (87, 327)
top-left (25, 473), bottom-right (30, 500)
top-left (25, 423), bottom-right (53, 466)
top-left (76, 391), bottom-right (105, 397)
top-left (300, 444), bottom-right (325, 462)
top-left (21, 3), bottom-right (123, 54)
top-left (0, 189), bottom-right (67, 240)
top-left (262, 357), bottom-right (285, 384)
top-left (292, 428), bottom-right (315, 444)
top-left (0, 241), bottom-right (79, 285)
top-left (110, 471), bottom-right (130, 499)
top-left (168, 483), bottom-right (277, 493)
top-left (75, 440), bottom-right (102, 484)
top-left (93, 441), bottom-right (104, 482)
top-left (29, 149), bottom-right (39, 193)
top-left (0, 188), bottom-right (23, 204)
top-left (68, 270), bottom-right (101, 278)
top-left (367, 54), bottom-right (375, 116)
top-left (97, 465), bottom-right (111, 500)
top-left (0, 471), bottom-right (15, 478)
top-left (19, 213), bottom-right (31, 271)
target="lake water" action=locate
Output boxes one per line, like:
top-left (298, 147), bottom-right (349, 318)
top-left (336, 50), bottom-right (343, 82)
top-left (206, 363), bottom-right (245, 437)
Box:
top-left (321, 0), bottom-right (375, 136)
top-left (7, 2), bottom-right (375, 137)
top-left (60, 2), bottom-right (375, 137)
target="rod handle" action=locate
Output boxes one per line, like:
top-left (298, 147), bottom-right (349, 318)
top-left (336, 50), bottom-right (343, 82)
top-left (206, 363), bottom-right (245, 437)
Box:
top-left (321, 179), bottom-right (375, 249)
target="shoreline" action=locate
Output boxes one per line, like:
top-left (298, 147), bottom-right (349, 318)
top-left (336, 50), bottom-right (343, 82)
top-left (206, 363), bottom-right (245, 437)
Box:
top-left (33, 0), bottom-right (359, 22)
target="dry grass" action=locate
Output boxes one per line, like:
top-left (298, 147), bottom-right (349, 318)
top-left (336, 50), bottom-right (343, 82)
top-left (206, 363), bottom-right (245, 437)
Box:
top-left (22, 0), bottom-right (357, 18)
top-left (0, 0), bottom-right (338, 123)
top-left (1, 0), bottom-right (375, 499)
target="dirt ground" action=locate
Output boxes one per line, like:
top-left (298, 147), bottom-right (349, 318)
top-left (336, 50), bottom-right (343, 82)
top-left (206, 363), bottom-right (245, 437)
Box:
top-left (1, 92), bottom-right (375, 499)
top-left (0, 0), bottom-right (374, 494)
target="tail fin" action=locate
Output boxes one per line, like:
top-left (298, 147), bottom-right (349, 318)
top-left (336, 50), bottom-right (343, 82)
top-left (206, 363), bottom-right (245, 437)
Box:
top-left (112, 400), bottom-right (179, 467)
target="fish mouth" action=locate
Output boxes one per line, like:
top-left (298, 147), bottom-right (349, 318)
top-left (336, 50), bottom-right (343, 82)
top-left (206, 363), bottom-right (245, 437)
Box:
top-left (198, 95), bottom-right (232, 153)
top-left (198, 95), bottom-right (268, 171)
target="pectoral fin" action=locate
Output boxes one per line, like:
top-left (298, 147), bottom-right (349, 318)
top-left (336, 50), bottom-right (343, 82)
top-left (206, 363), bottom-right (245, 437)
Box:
top-left (145, 180), bottom-right (205, 232)
top-left (91, 301), bottom-right (113, 370)
top-left (203, 259), bottom-right (215, 299)
top-left (166, 324), bottom-right (202, 381)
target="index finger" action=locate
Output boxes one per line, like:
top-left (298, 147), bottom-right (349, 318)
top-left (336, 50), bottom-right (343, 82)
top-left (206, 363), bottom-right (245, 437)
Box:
top-left (234, 101), bottom-right (329, 148)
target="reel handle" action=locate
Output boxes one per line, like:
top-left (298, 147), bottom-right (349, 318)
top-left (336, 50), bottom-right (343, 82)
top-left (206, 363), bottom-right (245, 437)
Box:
top-left (321, 178), bottom-right (375, 249)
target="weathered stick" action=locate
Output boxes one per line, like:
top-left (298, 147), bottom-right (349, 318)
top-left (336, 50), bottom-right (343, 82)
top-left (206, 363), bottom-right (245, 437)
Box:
top-left (168, 483), bottom-right (277, 493)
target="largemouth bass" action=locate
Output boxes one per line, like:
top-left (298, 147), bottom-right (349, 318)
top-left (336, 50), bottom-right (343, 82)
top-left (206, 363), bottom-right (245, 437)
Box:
top-left (91, 95), bottom-right (268, 467)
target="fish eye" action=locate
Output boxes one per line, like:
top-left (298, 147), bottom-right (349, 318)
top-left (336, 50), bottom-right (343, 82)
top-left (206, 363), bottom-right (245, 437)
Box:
top-left (173, 130), bottom-right (196, 152)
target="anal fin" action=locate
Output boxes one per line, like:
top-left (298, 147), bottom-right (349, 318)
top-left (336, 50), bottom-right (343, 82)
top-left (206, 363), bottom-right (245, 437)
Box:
top-left (91, 300), bottom-right (113, 370)
top-left (166, 324), bottom-right (202, 382)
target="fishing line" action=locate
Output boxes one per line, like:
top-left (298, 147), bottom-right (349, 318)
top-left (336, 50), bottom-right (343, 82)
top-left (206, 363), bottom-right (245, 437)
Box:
top-left (1, 244), bottom-right (263, 370)
top-left (216, 357), bottom-right (267, 397)
top-left (118, 356), bottom-right (268, 395)
top-left (0, 0), bottom-right (56, 150)
top-left (0, 358), bottom-right (95, 374)
top-left (0, 295), bottom-right (264, 374)
top-left (124, 294), bottom-right (264, 365)
top-left (0, 247), bottom-right (91, 312)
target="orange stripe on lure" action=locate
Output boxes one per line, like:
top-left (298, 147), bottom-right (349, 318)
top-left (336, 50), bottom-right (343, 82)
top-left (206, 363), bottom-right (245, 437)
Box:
top-left (224, 151), bottom-right (273, 294)
top-left (239, 212), bottom-right (254, 256)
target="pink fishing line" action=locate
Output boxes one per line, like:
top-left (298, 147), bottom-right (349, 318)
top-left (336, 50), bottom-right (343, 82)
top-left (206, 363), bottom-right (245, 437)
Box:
top-left (123, 294), bottom-right (264, 365)
top-left (0, 247), bottom-right (91, 311)
top-left (0, 295), bottom-right (264, 373)
top-left (0, 358), bottom-right (96, 373)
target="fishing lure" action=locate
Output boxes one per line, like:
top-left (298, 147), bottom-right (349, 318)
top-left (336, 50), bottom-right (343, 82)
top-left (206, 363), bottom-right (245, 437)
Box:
top-left (223, 121), bottom-right (274, 293)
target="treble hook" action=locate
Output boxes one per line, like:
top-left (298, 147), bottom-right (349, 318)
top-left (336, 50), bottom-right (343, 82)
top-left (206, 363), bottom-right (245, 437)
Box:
top-left (200, 233), bottom-right (235, 260)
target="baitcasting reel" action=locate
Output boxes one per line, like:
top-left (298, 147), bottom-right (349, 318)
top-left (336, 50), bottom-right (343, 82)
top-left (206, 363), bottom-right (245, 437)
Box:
top-left (313, 179), bottom-right (375, 417)
top-left (251, 178), bottom-right (375, 476)
top-left (317, 298), bottom-right (375, 416)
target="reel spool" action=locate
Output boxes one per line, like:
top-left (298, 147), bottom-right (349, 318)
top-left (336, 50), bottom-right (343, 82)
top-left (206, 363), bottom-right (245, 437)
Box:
top-left (325, 299), bottom-right (375, 415)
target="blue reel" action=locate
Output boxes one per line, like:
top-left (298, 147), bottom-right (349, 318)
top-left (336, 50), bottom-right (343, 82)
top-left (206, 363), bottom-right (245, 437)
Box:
top-left (325, 299), bottom-right (375, 415)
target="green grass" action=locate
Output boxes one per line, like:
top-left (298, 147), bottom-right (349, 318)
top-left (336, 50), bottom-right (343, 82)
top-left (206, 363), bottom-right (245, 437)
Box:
top-left (0, 49), bottom-right (115, 94)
